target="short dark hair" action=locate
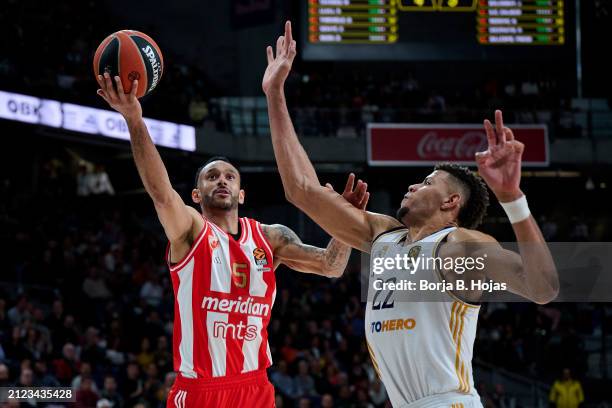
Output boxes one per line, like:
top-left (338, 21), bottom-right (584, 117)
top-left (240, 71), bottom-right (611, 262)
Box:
top-left (194, 156), bottom-right (238, 187)
top-left (434, 163), bottom-right (489, 229)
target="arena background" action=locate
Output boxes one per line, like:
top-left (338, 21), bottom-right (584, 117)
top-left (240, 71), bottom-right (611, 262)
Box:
top-left (1, 0), bottom-right (611, 407)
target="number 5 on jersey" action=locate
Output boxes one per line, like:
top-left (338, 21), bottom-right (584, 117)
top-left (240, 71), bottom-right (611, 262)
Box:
top-left (232, 262), bottom-right (247, 288)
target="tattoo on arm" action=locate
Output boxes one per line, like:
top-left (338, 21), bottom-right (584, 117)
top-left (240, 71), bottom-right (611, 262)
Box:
top-left (323, 239), bottom-right (351, 274)
top-left (263, 224), bottom-right (351, 276)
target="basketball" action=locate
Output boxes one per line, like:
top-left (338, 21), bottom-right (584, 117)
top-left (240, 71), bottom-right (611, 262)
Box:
top-left (93, 30), bottom-right (164, 98)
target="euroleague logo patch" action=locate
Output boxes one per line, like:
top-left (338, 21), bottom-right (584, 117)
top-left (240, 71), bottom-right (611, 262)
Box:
top-left (253, 248), bottom-right (268, 266)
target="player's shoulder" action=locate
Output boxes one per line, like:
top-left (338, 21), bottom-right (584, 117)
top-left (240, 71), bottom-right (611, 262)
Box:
top-left (369, 212), bottom-right (404, 236)
top-left (260, 224), bottom-right (299, 242)
top-left (447, 227), bottom-right (497, 243)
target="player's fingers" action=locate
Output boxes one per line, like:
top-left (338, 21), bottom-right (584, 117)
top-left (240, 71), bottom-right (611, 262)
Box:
top-left (512, 140), bottom-right (525, 155)
top-left (503, 126), bottom-right (514, 141)
top-left (96, 89), bottom-right (109, 103)
top-left (344, 173), bottom-right (355, 194)
top-left (325, 183), bottom-right (334, 190)
top-left (288, 40), bottom-right (297, 62)
top-left (285, 21), bottom-right (293, 51)
top-left (475, 150), bottom-right (490, 165)
top-left (495, 110), bottom-right (504, 143)
top-left (483, 119), bottom-right (497, 148)
top-left (360, 192), bottom-right (370, 210)
top-left (130, 80), bottom-right (139, 98)
top-left (276, 36), bottom-right (284, 56)
top-left (266, 46), bottom-right (274, 64)
top-left (356, 180), bottom-right (367, 197)
top-left (114, 76), bottom-right (126, 100)
top-left (103, 72), bottom-right (117, 100)
top-left (96, 74), bottom-right (105, 89)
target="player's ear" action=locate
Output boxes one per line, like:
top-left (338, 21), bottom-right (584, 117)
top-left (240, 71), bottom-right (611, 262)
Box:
top-left (441, 193), bottom-right (461, 211)
top-left (192, 188), bottom-right (202, 204)
top-left (238, 189), bottom-right (245, 205)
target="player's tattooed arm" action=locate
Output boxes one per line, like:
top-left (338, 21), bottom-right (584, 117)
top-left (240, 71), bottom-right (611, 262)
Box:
top-left (262, 224), bottom-right (351, 278)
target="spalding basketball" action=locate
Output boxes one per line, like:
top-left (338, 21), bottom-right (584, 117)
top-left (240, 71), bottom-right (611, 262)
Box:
top-left (93, 30), bottom-right (164, 98)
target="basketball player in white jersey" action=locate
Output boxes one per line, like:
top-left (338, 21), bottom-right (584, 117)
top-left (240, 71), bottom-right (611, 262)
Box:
top-left (96, 73), bottom-right (369, 407)
top-left (263, 22), bottom-right (559, 408)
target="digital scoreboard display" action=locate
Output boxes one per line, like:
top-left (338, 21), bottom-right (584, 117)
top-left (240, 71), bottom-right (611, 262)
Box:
top-left (302, 0), bottom-right (573, 60)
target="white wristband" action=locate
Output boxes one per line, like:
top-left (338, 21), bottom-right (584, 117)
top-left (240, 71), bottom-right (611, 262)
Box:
top-left (500, 194), bottom-right (531, 224)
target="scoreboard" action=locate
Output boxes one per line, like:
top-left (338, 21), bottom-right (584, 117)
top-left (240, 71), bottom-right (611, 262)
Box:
top-left (303, 0), bottom-right (572, 60)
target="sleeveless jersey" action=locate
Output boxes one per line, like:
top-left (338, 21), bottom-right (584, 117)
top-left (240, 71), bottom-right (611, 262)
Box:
top-left (365, 227), bottom-right (481, 407)
top-left (166, 216), bottom-right (276, 379)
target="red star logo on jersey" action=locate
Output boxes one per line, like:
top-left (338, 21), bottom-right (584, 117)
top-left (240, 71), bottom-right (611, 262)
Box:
top-left (209, 236), bottom-right (220, 250)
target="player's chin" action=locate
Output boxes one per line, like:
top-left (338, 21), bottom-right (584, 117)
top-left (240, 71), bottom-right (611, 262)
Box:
top-left (396, 206), bottom-right (409, 221)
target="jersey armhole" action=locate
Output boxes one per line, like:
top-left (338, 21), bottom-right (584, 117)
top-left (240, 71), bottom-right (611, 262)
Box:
top-left (166, 219), bottom-right (209, 272)
top-left (372, 226), bottom-right (406, 244)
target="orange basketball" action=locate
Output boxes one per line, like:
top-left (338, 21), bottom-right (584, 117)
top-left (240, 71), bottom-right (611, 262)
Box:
top-left (93, 30), bottom-right (164, 98)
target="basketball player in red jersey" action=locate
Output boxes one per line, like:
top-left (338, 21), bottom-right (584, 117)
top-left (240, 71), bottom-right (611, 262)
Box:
top-left (96, 74), bottom-right (369, 407)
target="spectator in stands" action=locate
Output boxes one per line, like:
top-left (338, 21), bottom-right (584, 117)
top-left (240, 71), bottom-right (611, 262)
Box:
top-left (122, 362), bottom-right (144, 406)
top-left (549, 368), bottom-right (584, 408)
top-left (140, 273), bottom-right (164, 307)
top-left (71, 362), bottom-right (99, 394)
top-left (82, 267), bottom-right (112, 300)
top-left (7, 295), bottom-right (30, 325)
top-left (0, 363), bottom-right (10, 386)
top-left (53, 342), bottom-right (79, 385)
top-left (271, 360), bottom-right (295, 400)
top-left (75, 377), bottom-right (100, 408)
top-left (100, 375), bottom-right (124, 408)
top-left (293, 359), bottom-right (318, 399)
top-left (33, 360), bottom-right (60, 386)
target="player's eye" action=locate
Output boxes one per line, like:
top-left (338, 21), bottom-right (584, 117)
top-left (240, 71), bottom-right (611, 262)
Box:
top-left (227, 174), bottom-right (235, 180)
top-left (208, 174), bottom-right (217, 180)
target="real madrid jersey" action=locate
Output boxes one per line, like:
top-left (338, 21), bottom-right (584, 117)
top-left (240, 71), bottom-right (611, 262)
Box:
top-left (364, 226), bottom-right (481, 407)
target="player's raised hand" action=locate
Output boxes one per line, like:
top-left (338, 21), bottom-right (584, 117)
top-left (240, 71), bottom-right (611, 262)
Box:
top-left (96, 73), bottom-right (142, 122)
top-left (262, 20), bottom-right (297, 95)
top-left (325, 173), bottom-right (370, 210)
top-left (475, 110), bottom-right (525, 202)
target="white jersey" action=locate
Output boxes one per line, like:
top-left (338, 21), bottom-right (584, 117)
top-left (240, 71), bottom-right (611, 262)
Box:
top-left (365, 226), bottom-right (482, 408)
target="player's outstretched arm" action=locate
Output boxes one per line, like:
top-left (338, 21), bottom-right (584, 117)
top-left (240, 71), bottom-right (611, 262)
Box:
top-left (96, 74), bottom-right (197, 243)
top-left (263, 174), bottom-right (370, 277)
top-left (472, 110), bottom-right (559, 304)
top-left (263, 22), bottom-right (400, 252)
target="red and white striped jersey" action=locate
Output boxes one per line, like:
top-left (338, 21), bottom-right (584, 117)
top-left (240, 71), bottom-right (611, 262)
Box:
top-left (165, 216), bottom-right (276, 379)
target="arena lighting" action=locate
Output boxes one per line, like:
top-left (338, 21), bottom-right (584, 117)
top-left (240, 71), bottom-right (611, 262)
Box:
top-left (0, 90), bottom-right (196, 152)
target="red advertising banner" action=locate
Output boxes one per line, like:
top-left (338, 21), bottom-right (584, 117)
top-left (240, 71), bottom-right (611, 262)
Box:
top-left (367, 124), bottom-right (549, 166)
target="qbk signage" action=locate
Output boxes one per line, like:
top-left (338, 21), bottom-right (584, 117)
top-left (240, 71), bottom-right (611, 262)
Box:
top-left (367, 123), bottom-right (549, 166)
top-left (0, 90), bottom-right (196, 152)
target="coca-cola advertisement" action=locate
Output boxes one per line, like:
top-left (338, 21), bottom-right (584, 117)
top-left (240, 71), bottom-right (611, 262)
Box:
top-left (367, 124), bottom-right (549, 166)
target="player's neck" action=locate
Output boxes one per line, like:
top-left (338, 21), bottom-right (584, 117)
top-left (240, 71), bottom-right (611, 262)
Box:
top-left (203, 209), bottom-right (240, 235)
top-left (406, 218), bottom-right (456, 242)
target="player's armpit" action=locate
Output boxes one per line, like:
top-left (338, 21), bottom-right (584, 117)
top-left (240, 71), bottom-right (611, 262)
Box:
top-left (262, 224), bottom-right (350, 277)
top-left (286, 184), bottom-right (401, 253)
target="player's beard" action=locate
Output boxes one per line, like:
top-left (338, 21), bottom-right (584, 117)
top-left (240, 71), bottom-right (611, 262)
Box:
top-left (203, 192), bottom-right (239, 211)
